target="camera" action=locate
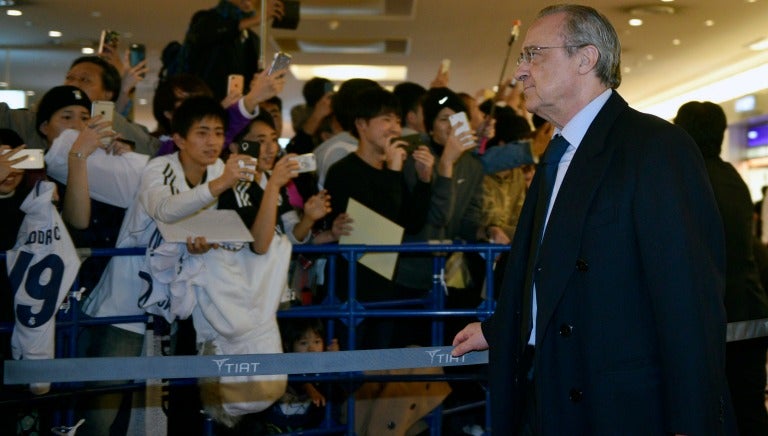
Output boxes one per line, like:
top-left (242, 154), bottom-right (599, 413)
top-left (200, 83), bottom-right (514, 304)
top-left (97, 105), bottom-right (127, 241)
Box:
top-left (290, 153), bottom-right (316, 173)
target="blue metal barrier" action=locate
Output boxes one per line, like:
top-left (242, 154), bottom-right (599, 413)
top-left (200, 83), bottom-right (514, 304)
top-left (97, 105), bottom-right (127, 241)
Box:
top-left (0, 242), bottom-right (510, 435)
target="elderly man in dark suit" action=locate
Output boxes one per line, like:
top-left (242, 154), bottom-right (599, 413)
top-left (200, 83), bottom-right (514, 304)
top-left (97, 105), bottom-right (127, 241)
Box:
top-left (452, 4), bottom-right (736, 435)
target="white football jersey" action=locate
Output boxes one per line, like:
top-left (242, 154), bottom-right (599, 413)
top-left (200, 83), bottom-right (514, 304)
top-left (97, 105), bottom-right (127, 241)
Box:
top-left (6, 181), bottom-right (81, 393)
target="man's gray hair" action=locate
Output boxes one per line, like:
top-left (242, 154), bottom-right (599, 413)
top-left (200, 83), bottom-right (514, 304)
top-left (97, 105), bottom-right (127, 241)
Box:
top-left (539, 4), bottom-right (622, 88)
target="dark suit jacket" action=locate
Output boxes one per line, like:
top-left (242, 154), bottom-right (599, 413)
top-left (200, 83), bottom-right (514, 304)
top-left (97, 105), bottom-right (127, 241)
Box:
top-left (482, 92), bottom-right (736, 435)
top-left (702, 156), bottom-right (768, 322)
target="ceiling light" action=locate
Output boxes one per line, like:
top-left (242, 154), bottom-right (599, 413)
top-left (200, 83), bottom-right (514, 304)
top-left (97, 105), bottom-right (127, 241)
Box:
top-left (636, 62), bottom-right (768, 119)
top-left (672, 39), bottom-right (681, 46)
top-left (628, 18), bottom-right (643, 26)
top-left (704, 20), bottom-right (715, 27)
top-left (6, 9), bottom-right (22, 16)
top-left (81, 47), bottom-right (95, 54)
top-left (0, 0), bottom-right (16, 6)
top-left (0, 82), bottom-right (8, 87)
top-left (747, 37), bottom-right (768, 51)
top-left (289, 64), bottom-right (407, 82)
top-left (298, 41), bottom-right (386, 54)
top-left (48, 30), bottom-right (62, 38)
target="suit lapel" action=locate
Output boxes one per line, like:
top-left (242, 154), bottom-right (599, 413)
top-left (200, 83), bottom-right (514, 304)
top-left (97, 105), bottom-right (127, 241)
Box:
top-left (534, 93), bottom-right (629, 344)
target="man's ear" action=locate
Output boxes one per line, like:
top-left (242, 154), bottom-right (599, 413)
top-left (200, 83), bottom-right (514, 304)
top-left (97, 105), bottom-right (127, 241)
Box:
top-left (172, 133), bottom-right (185, 150)
top-left (354, 117), bottom-right (366, 137)
top-left (38, 121), bottom-right (50, 139)
top-left (578, 45), bottom-right (599, 74)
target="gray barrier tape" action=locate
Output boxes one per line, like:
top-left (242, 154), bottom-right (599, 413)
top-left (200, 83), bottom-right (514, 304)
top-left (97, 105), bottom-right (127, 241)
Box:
top-left (4, 346), bottom-right (488, 384)
top-left (7, 318), bottom-right (767, 385)
top-left (726, 318), bottom-right (768, 343)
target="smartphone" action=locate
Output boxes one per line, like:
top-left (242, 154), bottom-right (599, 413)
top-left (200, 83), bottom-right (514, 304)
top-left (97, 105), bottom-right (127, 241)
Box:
top-left (91, 100), bottom-right (114, 122)
top-left (91, 100), bottom-right (115, 145)
top-left (440, 58), bottom-right (451, 74)
top-left (129, 44), bottom-right (145, 67)
top-left (449, 111), bottom-right (475, 147)
top-left (227, 74), bottom-right (244, 95)
top-left (267, 52), bottom-right (292, 76)
top-left (290, 153), bottom-right (317, 173)
top-left (97, 29), bottom-right (120, 55)
top-left (394, 134), bottom-right (425, 154)
top-left (2, 148), bottom-right (45, 169)
top-left (238, 140), bottom-right (260, 158)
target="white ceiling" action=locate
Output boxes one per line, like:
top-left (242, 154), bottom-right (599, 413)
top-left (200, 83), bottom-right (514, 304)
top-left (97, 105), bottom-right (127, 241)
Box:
top-left (1, 0), bottom-right (768, 133)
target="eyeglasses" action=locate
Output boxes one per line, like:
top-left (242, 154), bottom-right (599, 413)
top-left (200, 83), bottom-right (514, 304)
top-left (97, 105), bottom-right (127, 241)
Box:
top-left (516, 45), bottom-right (586, 66)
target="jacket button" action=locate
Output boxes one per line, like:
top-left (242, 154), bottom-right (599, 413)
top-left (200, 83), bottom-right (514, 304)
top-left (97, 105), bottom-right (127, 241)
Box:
top-left (575, 259), bottom-right (589, 272)
top-left (387, 421), bottom-right (396, 430)
top-left (569, 388), bottom-right (583, 402)
top-left (559, 324), bottom-right (573, 337)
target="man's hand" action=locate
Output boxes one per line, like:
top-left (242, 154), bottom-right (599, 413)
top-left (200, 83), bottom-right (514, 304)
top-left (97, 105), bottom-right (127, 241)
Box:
top-left (451, 322), bottom-right (489, 357)
top-left (243, 69), bottom-right (287, 112)
top-left (304, 189), bottom-right (332, 221)
top-left (331, 213), bottom-right (353, 240)
top-left (0, 144), bottom-right (28, 182)
top-left (412, 145), bottom-right (435, 183)
top-left (385, 138), bottom-right (407, 171)
top-left (186, 236), bottom-right (218, 254)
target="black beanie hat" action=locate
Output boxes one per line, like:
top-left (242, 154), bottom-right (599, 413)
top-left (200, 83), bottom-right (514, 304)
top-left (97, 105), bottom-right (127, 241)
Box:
top-left (421, 87), bottom-right (467, 133)
top-left (36, 85), bottom-right (92, 132)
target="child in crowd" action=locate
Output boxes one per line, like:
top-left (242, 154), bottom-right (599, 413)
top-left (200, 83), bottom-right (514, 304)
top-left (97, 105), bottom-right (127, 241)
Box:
top-left (260, 318), bottom-right (339, 433)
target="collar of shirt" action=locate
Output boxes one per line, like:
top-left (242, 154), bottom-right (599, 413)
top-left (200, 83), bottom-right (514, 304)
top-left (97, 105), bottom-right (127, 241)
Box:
top-left (557, 88), bottom-right (613, 155)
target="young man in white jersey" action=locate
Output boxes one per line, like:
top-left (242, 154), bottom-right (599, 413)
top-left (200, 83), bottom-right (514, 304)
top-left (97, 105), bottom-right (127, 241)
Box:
top-left (79, 96), bottom-right (252, 435)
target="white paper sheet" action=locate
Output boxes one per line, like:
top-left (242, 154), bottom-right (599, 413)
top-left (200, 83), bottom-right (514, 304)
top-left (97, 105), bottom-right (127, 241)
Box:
top-left (339, 198), bottom-right (404, 280)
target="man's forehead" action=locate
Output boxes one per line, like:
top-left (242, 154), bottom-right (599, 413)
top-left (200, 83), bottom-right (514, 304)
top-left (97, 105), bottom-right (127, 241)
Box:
top-left (192, 117), bottom-right (225, 129)
top-left (525, 13), bottom-right (565, 41)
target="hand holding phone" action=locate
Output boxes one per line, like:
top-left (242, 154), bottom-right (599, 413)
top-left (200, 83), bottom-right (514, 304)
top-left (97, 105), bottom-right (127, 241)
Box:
top-left (1, 148), bottom-right (45, 170)
top-left (227, 74), bottom-right (244, 95)
top-left (440, 58), bottom-right (451, 75)
top-left (91, 101), bottom-right (115, 146)
top-left (290, 153), bottom-right (317, 173)
top-left (98, 30), bottom-right (120, 55)
top-left (393, 134), bottom-right (425, 154)
top-left (449, 111), bottom-right (475, 148)
top-left (268, 52), bottom-right (292, 76)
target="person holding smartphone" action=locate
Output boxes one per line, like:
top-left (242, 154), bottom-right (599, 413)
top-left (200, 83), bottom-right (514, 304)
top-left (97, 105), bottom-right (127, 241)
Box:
top-left (181, 0), bottom-right (285, 101)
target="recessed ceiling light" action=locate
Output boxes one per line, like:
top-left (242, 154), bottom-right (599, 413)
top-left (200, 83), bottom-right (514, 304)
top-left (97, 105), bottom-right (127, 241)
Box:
top-left (81, 47), bottom-right (95, 54)
top-left (289, 64), bottom-right (407, 82)
top-left (629, 18), bottom-right (643, 27)
top-left (704, 20), bottom-right (715, 27)
top-left (645, 54), bottom-right (654, 61)
top-left (48, 30), bottom-right (62, 38)
top-left (6, 9), bottom-right (22, 16)
top-left (672, 39), bottom-right (681, 46)
top-left (25, 90), bottom-right (35, 96)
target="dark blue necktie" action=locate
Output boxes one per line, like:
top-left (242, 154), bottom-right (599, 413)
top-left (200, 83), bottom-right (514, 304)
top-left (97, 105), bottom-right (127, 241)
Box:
top-left (520, 134), bottom-right (570, 346)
